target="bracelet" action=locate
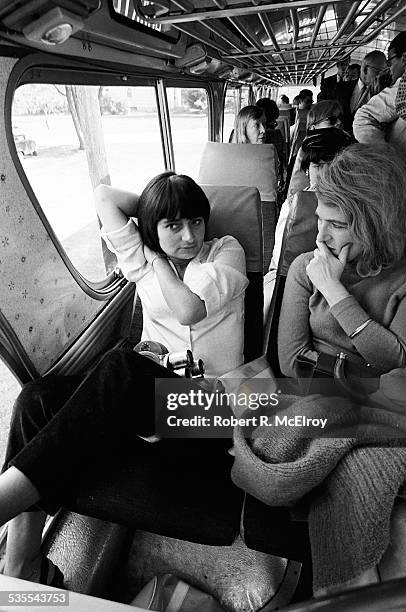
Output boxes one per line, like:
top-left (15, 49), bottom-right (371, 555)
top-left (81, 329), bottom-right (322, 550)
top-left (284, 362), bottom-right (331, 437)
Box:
top-left (349, 319), bottom-right (373, 339)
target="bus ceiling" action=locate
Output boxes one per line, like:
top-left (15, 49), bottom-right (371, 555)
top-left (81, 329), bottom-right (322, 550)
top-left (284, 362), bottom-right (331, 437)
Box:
top-left (0, 1), bottom-right (405, 85)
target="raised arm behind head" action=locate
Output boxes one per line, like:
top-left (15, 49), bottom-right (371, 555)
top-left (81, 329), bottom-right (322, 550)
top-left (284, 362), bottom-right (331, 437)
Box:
top-left (95, 184), bottom-right (140, 232)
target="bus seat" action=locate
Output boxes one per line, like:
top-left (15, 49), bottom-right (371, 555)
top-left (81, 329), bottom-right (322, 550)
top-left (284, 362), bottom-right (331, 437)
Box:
top-left (198, 142), bottom-right (278, 273)
top-left (276, 115), bottom-right (290, 166)
top-left (235, 191), bottom-right (318, 569)
top-left (278, 191), bottom-right (318, 276)
top-left (202, 184), bottom-right (263, 363)
top-left (266, 190), bottom-right (318, 377)
top-left (279, 108), bottom-right (291, 122)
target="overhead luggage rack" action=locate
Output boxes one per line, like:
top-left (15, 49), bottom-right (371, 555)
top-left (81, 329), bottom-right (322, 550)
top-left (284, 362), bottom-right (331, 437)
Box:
top-left (127, 0), bottom-right (406, 84)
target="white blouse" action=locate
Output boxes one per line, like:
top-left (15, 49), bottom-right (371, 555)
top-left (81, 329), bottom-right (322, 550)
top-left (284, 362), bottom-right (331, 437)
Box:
top-left (102, 220), bottom-right (248, 376)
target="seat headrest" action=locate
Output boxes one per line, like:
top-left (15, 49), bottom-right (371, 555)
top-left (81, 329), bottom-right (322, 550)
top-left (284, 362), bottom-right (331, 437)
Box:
top-left (279, 190), bottom-right (318, 276)
top-left (201, 184), bottom-right (263, 274)
top-left (198, 142), bottom-right (277, 201)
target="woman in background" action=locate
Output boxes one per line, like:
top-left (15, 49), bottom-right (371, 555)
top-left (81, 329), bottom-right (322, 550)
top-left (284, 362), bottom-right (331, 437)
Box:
top-left (231, 105), bottom-right (266, 144)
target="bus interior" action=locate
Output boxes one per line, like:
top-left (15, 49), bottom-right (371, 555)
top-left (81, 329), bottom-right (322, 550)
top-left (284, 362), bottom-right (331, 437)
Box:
top-left (0, 1), bottom-right (405, 610)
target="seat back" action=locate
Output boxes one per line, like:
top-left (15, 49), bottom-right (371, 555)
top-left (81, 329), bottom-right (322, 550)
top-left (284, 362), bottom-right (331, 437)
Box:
top-left (289, 109), bottom-right (308, 161)
top-left (265, 190), bottom-right (318, 375)
top-left (202, 184), bottom-right (263, 363)
top-left (278, 190), bottom-right (318, 275)
top-left (198, 142), bottom-right (278, 272)
top-left (276, 115), bottom-right (290, 166)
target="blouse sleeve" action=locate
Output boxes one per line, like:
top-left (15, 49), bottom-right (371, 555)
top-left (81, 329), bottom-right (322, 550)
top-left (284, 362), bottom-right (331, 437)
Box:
top-left (330, 296), bottom-right (406, 371)
top-left (277, 253), bottom-right (317, 377)
top-left (100, 219), bottom-right (150, 283)
top-left (184, 236), bottom-right (248, 318)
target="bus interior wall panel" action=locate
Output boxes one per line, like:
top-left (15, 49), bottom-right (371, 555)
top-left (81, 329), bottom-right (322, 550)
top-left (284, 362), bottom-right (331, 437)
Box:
top-left (0, 54), bottom-right (105, 375)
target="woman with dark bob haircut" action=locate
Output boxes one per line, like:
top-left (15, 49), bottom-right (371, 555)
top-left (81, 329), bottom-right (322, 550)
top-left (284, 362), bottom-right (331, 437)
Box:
top-left (137, 172), bottom-right (210, 253)
top-left (0, 171), bottom-right (248, 586)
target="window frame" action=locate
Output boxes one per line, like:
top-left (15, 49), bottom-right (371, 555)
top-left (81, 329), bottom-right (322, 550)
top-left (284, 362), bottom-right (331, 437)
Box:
top-left (6, 54), bottom-right (171, 299)
top-left (164, 80), bottom-right (212, 173)
top-left (6, 54), bottom-right (215, 300)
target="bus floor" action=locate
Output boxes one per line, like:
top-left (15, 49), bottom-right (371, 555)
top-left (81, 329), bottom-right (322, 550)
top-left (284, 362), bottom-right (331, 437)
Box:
top-left (42, 510), bottom-right (313, 610)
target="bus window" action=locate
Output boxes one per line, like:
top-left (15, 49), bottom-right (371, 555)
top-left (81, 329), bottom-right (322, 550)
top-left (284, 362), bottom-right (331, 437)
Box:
top-left (223, 84), bottom-right (252, 142)
top-left (0, 363), bottom-right (21, 467)
top-left (12, 84), bottom-right (165, 282)
top-left (166, 87), bottom-right (209, 179)
top-left (223, 85), bottom-right (238, 142)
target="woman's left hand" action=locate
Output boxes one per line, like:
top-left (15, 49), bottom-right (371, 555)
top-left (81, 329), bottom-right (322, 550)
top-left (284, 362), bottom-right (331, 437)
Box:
top-left (306, 241), bottom-right (351, 306)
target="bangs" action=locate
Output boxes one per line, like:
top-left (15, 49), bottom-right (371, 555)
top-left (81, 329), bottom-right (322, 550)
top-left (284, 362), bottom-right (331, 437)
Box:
top-left (137, 172), bottom-right (210, 253)
top-left (160, 175), bottom-right (210, 222)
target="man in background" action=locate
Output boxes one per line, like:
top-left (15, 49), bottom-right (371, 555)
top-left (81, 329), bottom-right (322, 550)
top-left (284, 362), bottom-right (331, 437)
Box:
top-left (320, 50), bottom-right (386, 132)
top-left (318, 58), bottom-right (350, 100)
top-left (354, 32), bottom-right (406, 155)
top-left (344, 63), bottom-right (361, 81)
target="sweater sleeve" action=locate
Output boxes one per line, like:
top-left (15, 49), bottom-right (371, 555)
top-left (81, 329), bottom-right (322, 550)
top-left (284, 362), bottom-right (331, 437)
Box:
top-left (277, 253), bottom-right (318, 377)
top-left (330, 295), bottom-right (406, 371)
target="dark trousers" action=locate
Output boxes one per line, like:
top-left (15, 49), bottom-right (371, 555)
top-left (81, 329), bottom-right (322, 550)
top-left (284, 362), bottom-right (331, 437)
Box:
top-left (3, 349), bottom-right (231, 514)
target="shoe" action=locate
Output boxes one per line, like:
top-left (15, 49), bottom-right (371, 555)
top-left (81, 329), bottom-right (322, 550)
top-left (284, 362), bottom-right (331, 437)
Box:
top-left (39, 557), bottom-right (64, 588)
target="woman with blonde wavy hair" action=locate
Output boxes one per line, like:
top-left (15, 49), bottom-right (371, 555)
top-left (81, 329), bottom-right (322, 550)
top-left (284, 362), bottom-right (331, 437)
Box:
top-left (278, 142), bottom-right (406, 385)
top-left (264, 142), bottom-right (406, 595)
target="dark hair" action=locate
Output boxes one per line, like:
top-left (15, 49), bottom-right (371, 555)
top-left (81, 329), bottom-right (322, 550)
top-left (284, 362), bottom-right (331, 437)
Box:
top-left (256, 98), bottom-right (280, 124)
top-left (347, 63), bottom-right (361, 75)
top-left (388, 31), bottom-right (406, 57)
top-left (300, 127), bottom-right (352, 172)
top-left (298, 89), bottom-right (313, 100)
top-left (137, 172), bottom-right (210, 253)
top-left (280, 95), bottom-right (289, 103)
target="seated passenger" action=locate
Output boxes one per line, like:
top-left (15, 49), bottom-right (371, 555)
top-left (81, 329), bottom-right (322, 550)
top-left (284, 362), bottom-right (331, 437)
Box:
top-left (288, 99), bottom-right (348, 195)
top-left (286, 91), bottom-right (313, 191)
top-left (263, 126), bottom-right (352, 321)
top-left (291, 95), bottom-right (300, 121)
top-left (231, 105), bottom-right (266, 144)
top-left (0, 172), bottom-right (248, 585)
top-left (278, 143), bottom-right (406, 386)
top-left (256, 98), bottom-right (285, 172)
top-left (234, 143), bottom-right (406, 595)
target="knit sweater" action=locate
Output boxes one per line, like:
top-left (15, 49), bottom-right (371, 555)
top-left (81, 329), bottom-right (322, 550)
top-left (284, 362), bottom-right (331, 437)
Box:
top-left (278, 252), bottom-right (406, 378)
top-left (231, 393), bottom-right (406, 590)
